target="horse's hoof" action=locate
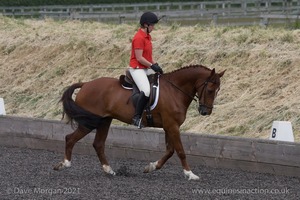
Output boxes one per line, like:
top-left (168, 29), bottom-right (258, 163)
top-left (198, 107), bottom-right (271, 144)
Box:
top-left (143, 161), bottom-right (158, 173)
top-left (103, 165), bottom-right (116, 176)
top-left (53, 160), bottom-right (71, 171)
top-left (53, 162), bottom-right (64, 170)
top-left (184, 169), bottom-right (200, 180)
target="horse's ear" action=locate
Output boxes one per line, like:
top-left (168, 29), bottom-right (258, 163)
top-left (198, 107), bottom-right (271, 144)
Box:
top-left (218, 69), bottom-right (226, 78)
top-left (210, 68), bottom-right (216, 76)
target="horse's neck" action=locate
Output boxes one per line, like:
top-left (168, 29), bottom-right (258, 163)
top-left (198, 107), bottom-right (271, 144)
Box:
top-left (168, 69), bottom-right (207, 91)
top-left (163, 69), bottom-right (206, 104)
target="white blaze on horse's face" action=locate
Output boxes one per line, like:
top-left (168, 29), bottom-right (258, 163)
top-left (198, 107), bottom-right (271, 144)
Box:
top-left (215, 87), bottom-right (220, 97)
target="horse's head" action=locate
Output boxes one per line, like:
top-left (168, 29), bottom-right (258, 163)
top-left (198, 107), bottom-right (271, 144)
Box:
top-left (196, 68), bottom-right (225, 116)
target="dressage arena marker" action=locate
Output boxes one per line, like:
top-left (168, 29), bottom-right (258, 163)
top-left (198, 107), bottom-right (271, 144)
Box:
top-left (269, 121), bottom-right (294, 142)
top-left (0, 98), bottom-right (5, 115)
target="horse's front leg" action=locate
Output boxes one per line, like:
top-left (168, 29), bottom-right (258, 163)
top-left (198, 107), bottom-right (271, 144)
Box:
top-left (170, 128), bottom-right (199, 180)
top-left (144, 132), bottom-right (174, 173)
top-left (93, 118), bottom-right (116, 175)
top-left (144, 125), bottom-right (199, 180)
top-left (170, 127), bottom-right (199, 180)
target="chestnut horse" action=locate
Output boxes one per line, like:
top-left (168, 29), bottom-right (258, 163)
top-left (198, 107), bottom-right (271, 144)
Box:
top-left (53, 65), bottom-right (225, 180)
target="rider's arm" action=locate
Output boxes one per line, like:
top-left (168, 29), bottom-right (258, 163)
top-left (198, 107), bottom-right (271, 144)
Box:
top-left (134, 49), bottom-right (153, 68)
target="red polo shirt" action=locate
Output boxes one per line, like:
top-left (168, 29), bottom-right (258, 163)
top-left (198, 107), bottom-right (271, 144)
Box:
top-left (129, 28), bottom-right (153, 69)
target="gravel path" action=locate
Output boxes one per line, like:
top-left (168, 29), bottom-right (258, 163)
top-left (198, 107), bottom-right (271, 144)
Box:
top-left (0, 146), bottom-right (299, 200)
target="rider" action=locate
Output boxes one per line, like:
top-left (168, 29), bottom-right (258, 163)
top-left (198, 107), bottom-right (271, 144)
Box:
top-left (129, 11), bottom-right (163, 129)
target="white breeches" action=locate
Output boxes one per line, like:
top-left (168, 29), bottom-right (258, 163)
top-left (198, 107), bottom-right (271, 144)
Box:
top-left (129, 68), bottom-right (155, 97)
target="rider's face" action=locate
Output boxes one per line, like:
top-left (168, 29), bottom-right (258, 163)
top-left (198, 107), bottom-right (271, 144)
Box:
top-left (144, 24), bottom-right (154, 33)
top-left (145, 24), bottom-right (155, 33)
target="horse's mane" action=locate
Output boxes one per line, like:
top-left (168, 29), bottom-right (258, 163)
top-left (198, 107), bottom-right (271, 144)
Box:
top-left (165, 64), bottom-right (211, 75)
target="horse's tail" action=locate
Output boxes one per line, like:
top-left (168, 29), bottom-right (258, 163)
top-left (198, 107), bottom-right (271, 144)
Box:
top-left (60, 82), bottom-right (103, 130)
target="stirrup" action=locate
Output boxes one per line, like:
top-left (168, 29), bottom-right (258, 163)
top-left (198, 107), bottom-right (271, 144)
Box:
top-left (132, 117), bottom-right (144, 129)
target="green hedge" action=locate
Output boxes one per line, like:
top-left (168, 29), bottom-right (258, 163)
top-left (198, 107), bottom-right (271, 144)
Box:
top-left (0, 0), bottom-right (209, 7)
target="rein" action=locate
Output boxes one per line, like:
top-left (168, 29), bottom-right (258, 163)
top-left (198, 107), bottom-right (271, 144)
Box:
top-left (160, 75), bottom-right (199, 102)
top-left (160, 75), bottom-right (215, 109)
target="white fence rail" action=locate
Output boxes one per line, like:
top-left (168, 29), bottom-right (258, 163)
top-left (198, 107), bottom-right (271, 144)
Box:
top-left (0, 1), bottom-right (300, 25)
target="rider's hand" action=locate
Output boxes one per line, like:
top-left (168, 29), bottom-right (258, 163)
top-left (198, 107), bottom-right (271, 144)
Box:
top-left (150, 63), bottom-right (163, 74)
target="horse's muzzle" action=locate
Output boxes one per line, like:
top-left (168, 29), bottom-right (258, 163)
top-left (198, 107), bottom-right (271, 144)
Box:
top-left (198, 105), bottom-right (212, 116)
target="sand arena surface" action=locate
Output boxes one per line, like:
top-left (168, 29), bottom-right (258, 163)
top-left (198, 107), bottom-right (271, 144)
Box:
top-left (1, 146), bottom-right (299, 199)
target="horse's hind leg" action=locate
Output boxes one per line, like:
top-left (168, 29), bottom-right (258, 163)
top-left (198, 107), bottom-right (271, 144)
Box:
top-left (92, 118), bottom-right (115, 175)
top-left (53, 125), bottom-right (91, 170)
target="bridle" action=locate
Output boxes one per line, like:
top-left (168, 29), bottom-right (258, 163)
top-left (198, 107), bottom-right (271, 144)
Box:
top-left (195, 80), bottom-right (215, 110)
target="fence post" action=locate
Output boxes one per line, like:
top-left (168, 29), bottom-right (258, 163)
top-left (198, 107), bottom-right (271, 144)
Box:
top-left (212, 13), bottom-right (218, 25)
top-left (260, 16), bottom-right (269, 27)
top-left (242, 1), bottom-right (247, 15)
top-left (119, 15), bottom-right (125, 24)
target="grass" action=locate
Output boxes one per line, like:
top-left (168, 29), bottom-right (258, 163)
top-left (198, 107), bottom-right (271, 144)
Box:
top-left (0, 16), bottom-right (300, 141)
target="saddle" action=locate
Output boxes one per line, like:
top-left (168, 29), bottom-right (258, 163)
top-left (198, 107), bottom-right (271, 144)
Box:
top-left (119, 69), bottom-right (160, 126)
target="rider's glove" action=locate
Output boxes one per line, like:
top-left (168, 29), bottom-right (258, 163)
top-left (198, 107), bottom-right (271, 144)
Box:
top-left (150, 63), bottom-right (163, 74)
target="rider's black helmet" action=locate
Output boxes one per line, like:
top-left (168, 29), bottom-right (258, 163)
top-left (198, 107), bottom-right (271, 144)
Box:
top-left (140, 12), bottom-right (159, 26)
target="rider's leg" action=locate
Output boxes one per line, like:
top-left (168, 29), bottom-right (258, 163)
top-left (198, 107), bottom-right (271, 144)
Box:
top-left (132, 91), bottom-right (149, 128)
top-left (129, 68), bottom-right (150, 128)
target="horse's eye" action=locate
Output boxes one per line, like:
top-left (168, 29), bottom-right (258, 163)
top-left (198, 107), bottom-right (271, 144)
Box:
top-left (207, 89), bottom-right (214, 94)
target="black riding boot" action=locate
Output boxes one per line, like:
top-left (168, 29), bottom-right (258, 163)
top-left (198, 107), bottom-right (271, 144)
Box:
top-left (132, 92), bottom-right (149, 129)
